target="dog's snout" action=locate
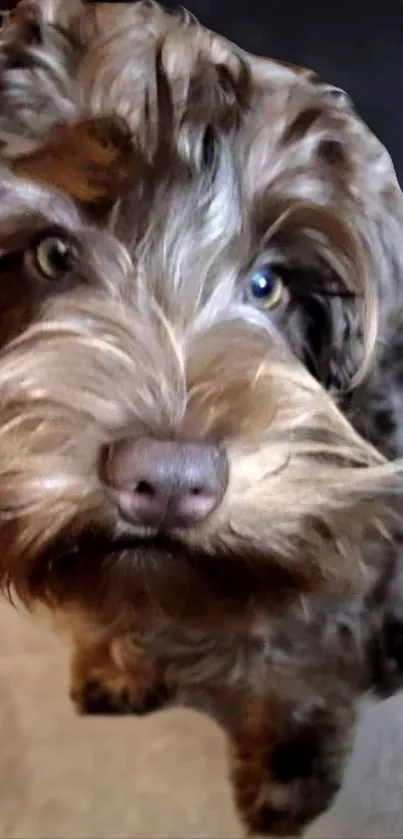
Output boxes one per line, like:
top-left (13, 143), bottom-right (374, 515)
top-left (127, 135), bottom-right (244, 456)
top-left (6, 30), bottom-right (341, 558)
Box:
top-left (104, 437), bottom-right (228, 529)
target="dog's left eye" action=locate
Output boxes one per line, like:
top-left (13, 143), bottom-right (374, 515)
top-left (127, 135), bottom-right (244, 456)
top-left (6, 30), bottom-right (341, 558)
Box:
top-left (33, 234), bottom-right (78, 280)
top-left (247, 265), bottom-right (284, 309)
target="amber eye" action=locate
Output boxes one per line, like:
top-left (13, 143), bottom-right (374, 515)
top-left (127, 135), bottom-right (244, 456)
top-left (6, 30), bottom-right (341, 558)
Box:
top-left (248, 265), bottom-right (284, 310)
top-left (34, 233), bottom-right (78, 280)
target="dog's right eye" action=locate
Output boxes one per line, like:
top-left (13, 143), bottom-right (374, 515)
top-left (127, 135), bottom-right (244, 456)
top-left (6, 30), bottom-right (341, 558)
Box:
top-left (247, 265), bottom-right (285, 310)
top-left (32, 232), bottom-right (79, 280)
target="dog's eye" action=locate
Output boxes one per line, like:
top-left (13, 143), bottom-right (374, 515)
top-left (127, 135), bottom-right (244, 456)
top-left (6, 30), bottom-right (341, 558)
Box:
top-left (247, 265), bottom-right (284, 309)
top-left (34, 234), bottom-right (78, 280)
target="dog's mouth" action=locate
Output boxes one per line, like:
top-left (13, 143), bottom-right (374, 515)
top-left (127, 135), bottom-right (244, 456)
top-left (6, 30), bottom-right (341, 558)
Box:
top-left (29, 526), bottom-right (320, 628)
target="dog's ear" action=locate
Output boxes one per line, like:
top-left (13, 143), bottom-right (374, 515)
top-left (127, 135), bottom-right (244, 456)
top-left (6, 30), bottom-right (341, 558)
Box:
top-left (269, 58), bottom-right (316, 81)
top-left (9, 115), bottom-right (138, 214)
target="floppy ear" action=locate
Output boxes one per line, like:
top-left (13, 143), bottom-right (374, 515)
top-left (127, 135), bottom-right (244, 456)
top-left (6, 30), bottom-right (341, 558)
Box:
top-left (9, 115), bottom-right (137, 213)
top-left (269, 57), bottom-right (316, 81)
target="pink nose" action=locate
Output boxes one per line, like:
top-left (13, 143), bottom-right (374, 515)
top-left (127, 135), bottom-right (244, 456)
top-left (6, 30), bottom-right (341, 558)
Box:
top-left (104, 437), bottom-right (228, 530)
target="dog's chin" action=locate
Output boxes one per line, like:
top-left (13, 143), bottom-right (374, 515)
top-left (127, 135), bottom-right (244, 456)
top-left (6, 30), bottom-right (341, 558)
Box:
top-left (27, 525), bottom-right (312, 629)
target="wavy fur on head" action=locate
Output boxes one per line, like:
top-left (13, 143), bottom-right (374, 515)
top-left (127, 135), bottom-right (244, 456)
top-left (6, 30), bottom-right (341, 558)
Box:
top-left (0, 1), bottom-right (403, 834)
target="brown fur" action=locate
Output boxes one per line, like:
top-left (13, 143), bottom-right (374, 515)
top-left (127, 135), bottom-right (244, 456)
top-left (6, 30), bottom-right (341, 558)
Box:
top-left (70, 630), bottom-right (170, 716)
top-left (0, 2), bottom-right (402, 834)
top-left (11, 115), bottom-right (138, 212)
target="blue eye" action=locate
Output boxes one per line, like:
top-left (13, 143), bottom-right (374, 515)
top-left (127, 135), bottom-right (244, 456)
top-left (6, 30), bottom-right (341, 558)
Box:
top-left (248, 265), bottom-right (284, 309)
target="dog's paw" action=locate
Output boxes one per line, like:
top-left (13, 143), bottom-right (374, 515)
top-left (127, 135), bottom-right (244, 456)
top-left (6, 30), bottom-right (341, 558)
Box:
top-left (233, 700), bottom-right (348, 837)
top-left (260, 706), bottom-right (341, 834)
top-left (73, 676), bottom-right (172, 716)
top-left (70, 634), bottom-right (173, 717)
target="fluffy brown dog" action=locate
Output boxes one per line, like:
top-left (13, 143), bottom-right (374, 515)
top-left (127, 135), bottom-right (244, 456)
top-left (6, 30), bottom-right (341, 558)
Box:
top-left (1, 1), bottom-right (403, 835)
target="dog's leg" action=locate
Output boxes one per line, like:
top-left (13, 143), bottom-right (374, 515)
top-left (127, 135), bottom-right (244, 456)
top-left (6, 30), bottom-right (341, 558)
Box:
top-left (144, 617), bottom-right (360, 835)
top-left (228, 692), bottom-right (355, 837)
top-left (70, 632), bottom-right (172, 716)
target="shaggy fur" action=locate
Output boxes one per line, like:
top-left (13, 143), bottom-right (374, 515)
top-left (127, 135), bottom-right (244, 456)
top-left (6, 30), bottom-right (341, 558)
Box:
top-left (0, 1), bottom-right (403, 834)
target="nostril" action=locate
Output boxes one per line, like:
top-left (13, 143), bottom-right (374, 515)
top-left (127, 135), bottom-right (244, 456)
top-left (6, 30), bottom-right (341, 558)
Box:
top-left (190, 486), bottom-right (202, 496)
top-left (134, 480), bottom-right (156, 497)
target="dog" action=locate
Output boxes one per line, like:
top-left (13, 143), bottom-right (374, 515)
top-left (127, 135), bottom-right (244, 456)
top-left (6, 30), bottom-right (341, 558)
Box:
top-left (1, 1), bottom-right (403, 834)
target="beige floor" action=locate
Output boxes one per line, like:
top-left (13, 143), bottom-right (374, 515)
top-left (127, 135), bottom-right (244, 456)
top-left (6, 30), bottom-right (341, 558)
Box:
top-left (0, 601), bottom-right (403, 839)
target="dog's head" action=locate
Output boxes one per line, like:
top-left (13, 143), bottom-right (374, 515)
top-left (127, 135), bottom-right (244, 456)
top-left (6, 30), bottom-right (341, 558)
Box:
top-left (0, 0), bottom-right (400, 623)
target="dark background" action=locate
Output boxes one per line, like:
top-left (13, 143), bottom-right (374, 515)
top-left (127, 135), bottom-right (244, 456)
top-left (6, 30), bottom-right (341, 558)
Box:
top-left (168, 0), bottom-right (403, 185)
top-left (2, 0), bottom-right (403, 182)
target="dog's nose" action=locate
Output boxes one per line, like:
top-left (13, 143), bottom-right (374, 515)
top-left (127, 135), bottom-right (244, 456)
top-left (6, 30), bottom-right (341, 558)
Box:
top-left (104, 437), bottom-right (228, 529)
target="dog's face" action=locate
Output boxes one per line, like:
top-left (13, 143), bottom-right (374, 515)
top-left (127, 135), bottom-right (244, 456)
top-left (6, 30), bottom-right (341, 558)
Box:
top-left (0, 0), bottom-right (400, 620)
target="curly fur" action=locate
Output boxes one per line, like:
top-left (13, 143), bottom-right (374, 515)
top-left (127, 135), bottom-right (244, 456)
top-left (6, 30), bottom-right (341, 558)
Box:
top-left (0, 1), bottom-right (403, 835)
